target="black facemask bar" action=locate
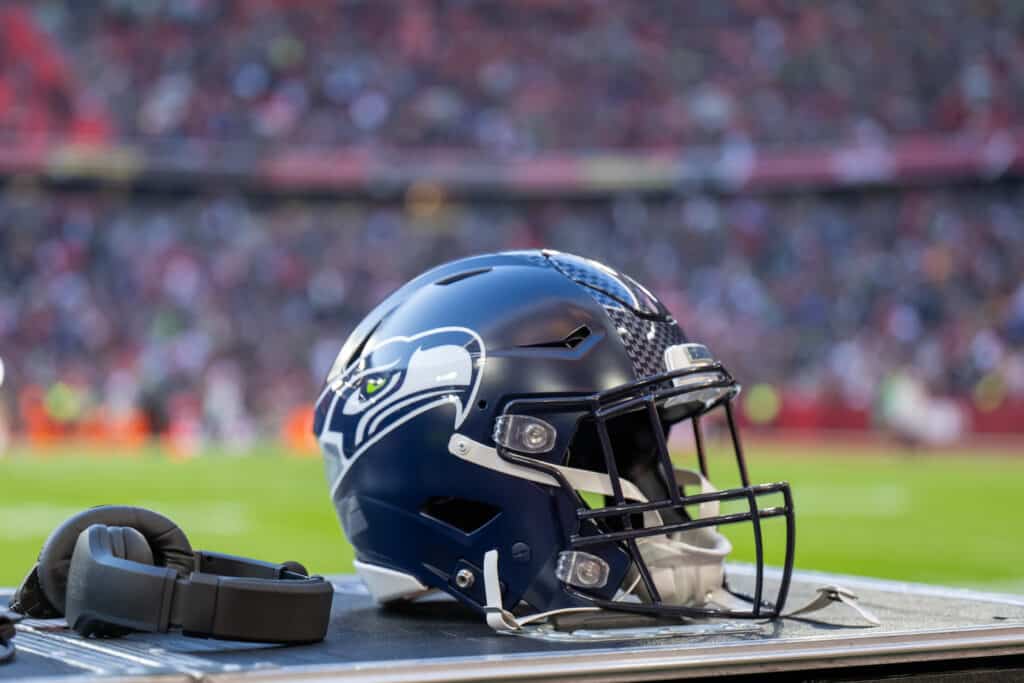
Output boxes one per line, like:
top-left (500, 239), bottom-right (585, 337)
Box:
top-left (495, 361), bottom-right (795, 620)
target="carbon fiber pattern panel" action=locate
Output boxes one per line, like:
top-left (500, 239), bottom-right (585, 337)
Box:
top-left (545, 252), bottom-right (635, 308)
top-left (606, 307), bottom-right (686, 378)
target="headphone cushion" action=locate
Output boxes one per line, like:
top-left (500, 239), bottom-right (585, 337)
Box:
top-left (37, 506), bottom-right (193, 614)
top-left (104, 526), bottom-right (155, 565)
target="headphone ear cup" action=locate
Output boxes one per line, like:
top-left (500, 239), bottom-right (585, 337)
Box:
top-left (105, 527), bottom-right (154, 565)
top-left (66, 525), bottom-right (154, 638)
top-left (34, 506), bottom-right (193, 616)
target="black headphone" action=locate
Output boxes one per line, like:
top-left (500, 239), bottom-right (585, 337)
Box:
top-left (9, 506), bottom-right (333, 644)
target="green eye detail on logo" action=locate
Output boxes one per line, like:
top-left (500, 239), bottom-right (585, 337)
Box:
top-left (364, 377), bottom-right (386, 395)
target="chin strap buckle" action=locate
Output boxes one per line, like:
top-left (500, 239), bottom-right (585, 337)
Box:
top-left (785, 584), bottom-right (880, 626)
top-left (483, 550), bottom-right (521, 632)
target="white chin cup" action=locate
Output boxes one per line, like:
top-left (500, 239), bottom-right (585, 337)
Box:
top-left (636, 526), bottom-right (732, 608)
top-left (627, 466), bottom-right (747, 611)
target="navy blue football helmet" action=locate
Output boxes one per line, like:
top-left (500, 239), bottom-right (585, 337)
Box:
top-left (315, 250), bottom-right (794, 629)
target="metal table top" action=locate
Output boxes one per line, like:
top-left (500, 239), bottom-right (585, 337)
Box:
top-left (3, 565), bottom-right (1023, 682)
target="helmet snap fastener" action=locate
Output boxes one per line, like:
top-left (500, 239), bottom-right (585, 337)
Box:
top-left (455, 569), bottom-right (475, 589)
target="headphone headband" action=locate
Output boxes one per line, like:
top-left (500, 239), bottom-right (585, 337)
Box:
top-left (173, 551), bottom-right (333, 643)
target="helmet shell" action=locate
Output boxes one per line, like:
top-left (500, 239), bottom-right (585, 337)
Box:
top-left (315, 250), bottom-right (687, 612)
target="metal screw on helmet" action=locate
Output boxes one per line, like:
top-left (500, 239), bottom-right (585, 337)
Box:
top-left (523, 424), bottom-right (547, 449)
top-left (455, 569), bottom-right (475, 589)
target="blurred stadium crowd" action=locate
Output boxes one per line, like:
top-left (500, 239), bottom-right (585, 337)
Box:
top-left (0, 1), bottom-right (1023, 448)
top-left (7, 0), bottom-right (1024, 150)
top-left (1, 182), bottom-right (1022, 447)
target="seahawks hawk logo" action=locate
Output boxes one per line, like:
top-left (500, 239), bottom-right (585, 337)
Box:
top-left (315, 326), bottom-right (485, 494)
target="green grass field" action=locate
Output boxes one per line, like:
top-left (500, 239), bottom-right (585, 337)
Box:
top-left (1, 440), bottom-right (1022, 593)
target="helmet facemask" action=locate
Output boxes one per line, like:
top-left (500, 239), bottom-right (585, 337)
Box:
top-left (479, 344), bottom-right (795, 622)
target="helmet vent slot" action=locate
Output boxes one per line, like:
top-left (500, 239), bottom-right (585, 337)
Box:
top-left (519, 325), bottom-right (592, 350)
top-left (420, 496), bottom-right (501, 534)
top-left (434, 268), bottom-right (492, 286)
top-left (340, 319), bottom-right (381, 372)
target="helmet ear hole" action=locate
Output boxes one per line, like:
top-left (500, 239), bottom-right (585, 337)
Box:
top-left (566, 412), bottom-right (686, 528)
top-left (565, 418), bottom-right (604, 472)
top-left (566, 412), bottom-right (663, 483)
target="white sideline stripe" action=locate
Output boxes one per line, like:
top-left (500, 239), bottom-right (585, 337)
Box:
top-left (727, 563), bottom-right (1024, 605)
top-left (971, 579), bottom-right (1024, 595)
top-left (0, 504), bottom-right (88, 539)
top-left (0, 502), bottom-right (249, 540)
top-left (793, 484), bottom-right (911, 519)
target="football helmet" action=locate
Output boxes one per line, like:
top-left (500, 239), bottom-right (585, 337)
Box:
top-left (315, 250), bottom-right (794, 629)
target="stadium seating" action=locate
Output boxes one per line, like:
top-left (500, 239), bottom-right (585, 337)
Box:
top-left (0, 2), bottom-right (1021, 443)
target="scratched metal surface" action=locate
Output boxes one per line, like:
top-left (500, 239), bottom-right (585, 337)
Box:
top-left (2, 566), bottom-right (1023, 682)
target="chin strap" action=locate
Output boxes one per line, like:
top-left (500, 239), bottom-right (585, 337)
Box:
top-left (0, 609), bottom-right (19, 664)
top-left (782, 584), bottom-right (881, 626)
top-left (483, 550), bottom-right (599, 633)
top-left (724, 582), bottom-right (880, 626)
